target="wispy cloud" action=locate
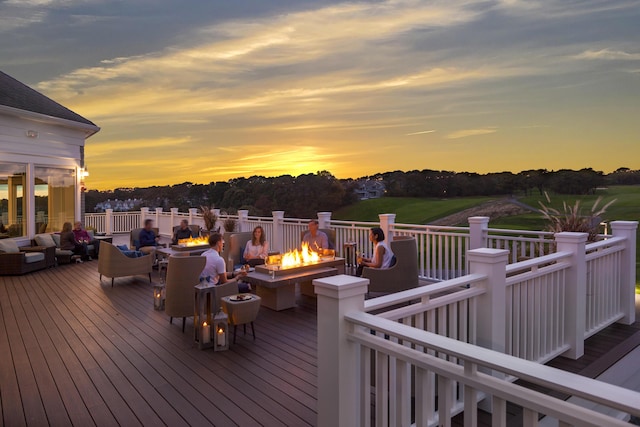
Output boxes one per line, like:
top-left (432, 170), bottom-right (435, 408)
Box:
top-left (446, 128), bottom-right (497, 139)
top-left (406, 130), bottom-right (436, 136)
top-left (575, 48), bottom-right (640, 61)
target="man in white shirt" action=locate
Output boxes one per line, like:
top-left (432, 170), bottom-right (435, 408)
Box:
top-left (201, 233), bottom-right (249, 290)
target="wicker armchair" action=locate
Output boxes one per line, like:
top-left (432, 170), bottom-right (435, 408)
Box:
top-left (98, 242), bottom-right (153, 287)
top-left (164, 255), bottom-right (206, 332)
top-left (362, 236), bottom-right (419, 294)
top-left (0, 239), bottom-right (53, 275)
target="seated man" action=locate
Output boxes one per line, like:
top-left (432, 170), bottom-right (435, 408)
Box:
top-left (301, 219), bottom-right (328, 253)
top-left (201, 233), bottom-right (250, 292)
top-left (172, 219), bottom-right (195, 245)
top-left (138, 219), bottom-right (159, 255)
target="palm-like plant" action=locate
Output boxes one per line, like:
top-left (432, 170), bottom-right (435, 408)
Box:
top-left (200, 205), bottom-right (219, 231)
top-left (538, 193), bottom-right (615, 242)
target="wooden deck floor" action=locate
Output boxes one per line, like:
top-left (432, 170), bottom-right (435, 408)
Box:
top-left (1, 260), bottom-right (638, 426)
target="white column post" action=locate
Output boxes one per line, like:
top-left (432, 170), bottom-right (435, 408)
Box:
top-left (140, 207), bottom-right (150, 227)
top-left (212, 208), bottom-right (221, 233)
top-left (237, 209), bottom-right (249, 232)
top-left (611, 221), bottom-right (638, 324)
top-left (170, 208), bottom-right (179, 231)
top-left (314, 274), bottom-right (369, 427)
top-left (188, 208), bottom-right (198, 228)
top-left (469, 216), bottom-right (490, 250)
top-left (105, 209), bottom-right (113, 236)
top-left (155, 208), bottom-right (163, 235)
top-left (468, 248), bottom-right (509, 353)
top-left (317, 211), bottom-right (332, 229)
top-left (379, 213), bottom-right (396, 240)
top-left (556, 232), bottom-right (588, 359)
top-left (272, 211), bottom-right (285, 253)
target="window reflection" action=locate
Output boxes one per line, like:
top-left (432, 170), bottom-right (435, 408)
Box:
top-left (34, 166), bottom-right (75, 233)
top-left (0, 163), bottom-right (27, 238)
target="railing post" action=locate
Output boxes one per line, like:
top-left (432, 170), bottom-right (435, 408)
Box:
top-left (469, 216), bottom-right (490, 249)
top-left (237, 210), bottom-right (249, 232)
top-left (140, 207), bottom-right (149, 227)
top-left (105, 209), bottom-right (113, 235)
top-left (555, 232), bottom-right (588, 359)
top-left (611, 221), bottom-right (638, 324)
top-left (213, 208), bottom-right (221, 232)
top-left (155, 208), bottom-right (163, 235)
top-left (468, 248), bottom-right (509, 353)
top-left (188, 208), bottom-right (198, 227)
top-left (272, 211), bottom-right (285, 253)
top-left (317, 212), bottom-right (332, 229)
top-left (170, 208), bottom-right (179, 230)
top-left (314, 274), bottom-right (368, 427)
top-left (379, 213), bottom-right (396, 240)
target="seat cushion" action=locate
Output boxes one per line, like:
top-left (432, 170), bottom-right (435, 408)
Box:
top-left (52, 234), bottom-right (61, 247)
top-left (56, 249), bottom-right (74, 256)
top-left (35, 233), bottom-right (56, 247)
top-left (0, 239), bottom-right (20, 253)
top-left (24, 252), bottom-right (45, 263)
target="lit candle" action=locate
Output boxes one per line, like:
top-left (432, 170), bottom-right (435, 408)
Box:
top-left (217, 327), bottom-right (225, 346)
top-left (202, 322), bottom-right (211, 344)
top-left (154, 289), bottom-right (162, 309)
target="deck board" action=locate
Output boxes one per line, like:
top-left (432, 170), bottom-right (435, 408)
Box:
top-left (1, 258), bottom-right (638, 426)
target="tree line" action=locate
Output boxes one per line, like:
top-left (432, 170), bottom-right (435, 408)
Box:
top-left (85, 167), bottom-right (640, 216)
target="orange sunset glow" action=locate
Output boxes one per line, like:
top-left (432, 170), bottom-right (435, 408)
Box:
top-left (2, 1), bottom-right (639, 190)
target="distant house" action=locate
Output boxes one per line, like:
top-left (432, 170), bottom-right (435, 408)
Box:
top-left (0, 70), bottom-right (99, 240)
top-left (354, 179), bottom-right (386, 200)
top-left (95, 198), bottom-right (142, 212)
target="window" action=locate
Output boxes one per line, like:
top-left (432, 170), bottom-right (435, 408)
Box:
top-left (34, 166), bottom-right (75, 233)
top-left (0, 162), bottom-right (27, 238)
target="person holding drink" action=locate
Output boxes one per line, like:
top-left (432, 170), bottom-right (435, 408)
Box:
top-left (356, 227), bottom-right (394, 276)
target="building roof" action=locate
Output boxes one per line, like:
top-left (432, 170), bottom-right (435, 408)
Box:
top-left (0, 70), bottom-right (96, 127)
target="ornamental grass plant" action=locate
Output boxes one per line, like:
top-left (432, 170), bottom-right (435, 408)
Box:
top-left (538, 193), bottom-right (616, 242)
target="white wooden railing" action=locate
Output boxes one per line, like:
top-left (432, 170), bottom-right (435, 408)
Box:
top-left (314, 244), bottom-right (640, 427)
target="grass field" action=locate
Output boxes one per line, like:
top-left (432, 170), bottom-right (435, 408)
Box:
top-left (334, 186), bottom-right (640, 290)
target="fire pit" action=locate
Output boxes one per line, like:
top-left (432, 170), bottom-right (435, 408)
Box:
top-left (171, 236), bottom-right (209, 251)
top-left (255, 244), bottom-right (337, 276)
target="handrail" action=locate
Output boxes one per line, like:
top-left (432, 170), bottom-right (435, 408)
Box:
top-left (346, 310), bottom-right (640, 417)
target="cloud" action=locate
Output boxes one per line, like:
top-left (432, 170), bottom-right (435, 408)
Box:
top-left (575, 48), bottom-right (640, 61)
top-left (406, 130), bottom-right (436, 136)
top-left (446, 128), bottom-right (497, 139)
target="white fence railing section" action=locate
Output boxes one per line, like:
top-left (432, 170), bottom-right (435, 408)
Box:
top-left (85, 209), bottom-right (638, 426)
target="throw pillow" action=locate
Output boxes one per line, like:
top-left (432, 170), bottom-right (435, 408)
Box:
top-left (35, 234), bottom-right (56, 247)
top-left (0, 239), bottom-right (20, 253)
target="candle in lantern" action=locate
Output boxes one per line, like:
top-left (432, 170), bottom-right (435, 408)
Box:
top-left (202, 322), bottom-right (211, 344)
top-left (217, 327), bottom-right (226, 346)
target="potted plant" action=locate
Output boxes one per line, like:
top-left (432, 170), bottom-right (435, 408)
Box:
top-left (223, 218), bottom-right (237, 233)
top-left (200, 205), bottom-right (219, 235)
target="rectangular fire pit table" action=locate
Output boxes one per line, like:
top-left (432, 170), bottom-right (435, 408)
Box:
top-left (244, 258), bottom-right (345, 311)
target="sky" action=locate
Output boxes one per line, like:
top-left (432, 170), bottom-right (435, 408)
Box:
top-left (2, 0), bottom-right (640, 191)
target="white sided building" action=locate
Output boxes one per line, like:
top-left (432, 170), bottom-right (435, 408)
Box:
top-left (0, 70), bottom-right (100, 243)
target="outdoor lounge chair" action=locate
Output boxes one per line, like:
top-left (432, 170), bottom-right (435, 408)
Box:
top-left (98, 242), bottom-right (153, 286)
top-left (0, 239), bottom-right (54, 275)
top-left (164, 255), bottom-right (206, 332)
top-left (224, 231), bottom-right (254, 271)
top-left (362, 236), bottom-right (419, 294)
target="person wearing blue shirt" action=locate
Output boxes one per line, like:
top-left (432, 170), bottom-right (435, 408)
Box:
top-left (139, 219), bottom-right (159, 255)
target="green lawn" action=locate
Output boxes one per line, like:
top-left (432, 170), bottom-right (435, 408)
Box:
top-left (334, 186), bottom-right (640, 290)
top-left (333, 196), bottom-right (497, 224)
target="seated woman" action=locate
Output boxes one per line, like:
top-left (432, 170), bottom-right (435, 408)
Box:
top-left (243, 226), bottom-right (269, 267)
top-left (60, 221), bottom-right (90, 261)
top-left (356, 227), bottom-right (395, 276)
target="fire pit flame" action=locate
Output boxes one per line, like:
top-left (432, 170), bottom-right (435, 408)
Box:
top-left (177, 236), bottom-right (209, 247)
top-left (280, 242), bottom-right (320, 268)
